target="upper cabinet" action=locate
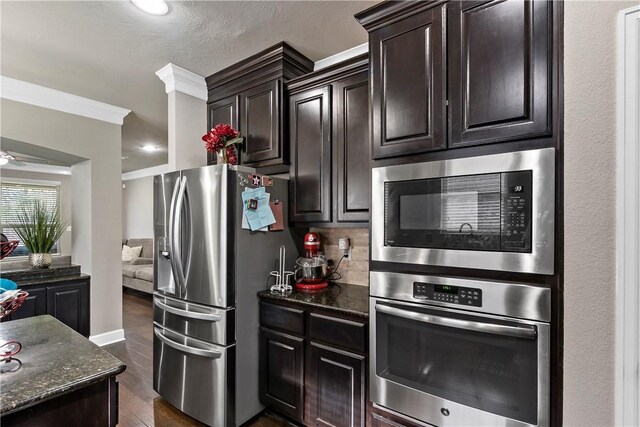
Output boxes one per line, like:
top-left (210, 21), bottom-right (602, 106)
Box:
top-left (368, 5), bottom-right (446, 158)
top-left (448, 0), bottom-right (551, 147)
top-left (356, 0), bottom-right (553, 159)
top-left (206, 42), bottom-right (314, 173)
top-left (287, 55), bottom-right (370, 227)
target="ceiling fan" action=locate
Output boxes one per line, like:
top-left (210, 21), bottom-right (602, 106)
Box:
top-left (0, 150), bottom-right (52, 167)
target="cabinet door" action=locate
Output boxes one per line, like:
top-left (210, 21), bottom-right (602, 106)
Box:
top-left (47, 282), bottom-right (89, 337)
top-left (7, 286), bottom-right (47, 321)
top-left (370, 5), bottom-right (446, 159)
top-left (308, 342), bottom-right (365, 427)
top-left (240, 80), bottom-right (281, 165)
top-left (259, 327), bottom-right (305, 422)
top-left (333, 72), bottom-right (370, 223)
top-left (289, 86), bottom-right (332, 223)
top-left (448, 0), bottom-right (552, 147)
top-left (207, 95), bottom-right (239, 166)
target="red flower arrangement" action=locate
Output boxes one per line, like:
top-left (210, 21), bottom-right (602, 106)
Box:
top-left (202, 123), bottom-right (243, 165)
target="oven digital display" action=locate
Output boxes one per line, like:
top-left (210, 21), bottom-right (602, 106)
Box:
top-left (434, 285), bottom-right (458, 294)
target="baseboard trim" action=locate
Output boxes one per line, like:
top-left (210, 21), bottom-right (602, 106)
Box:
top-left (89, 329), bottom-right (125, 346)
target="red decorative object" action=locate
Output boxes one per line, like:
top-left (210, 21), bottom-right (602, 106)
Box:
top-left (0, 291), bottom-right (29, 320)
top-left (202, 123), bottom-right (242, 165)
top-left (303, 232), bottom-right (321, 258)
top-left (0, 241), bottom-right (19, 260)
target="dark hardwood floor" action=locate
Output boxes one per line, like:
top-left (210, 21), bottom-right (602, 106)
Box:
top-left (104, 289), bottom-right (291, 427)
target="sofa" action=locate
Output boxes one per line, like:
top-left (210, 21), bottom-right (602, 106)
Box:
top-left (122, 238), bottom-right (154, 294)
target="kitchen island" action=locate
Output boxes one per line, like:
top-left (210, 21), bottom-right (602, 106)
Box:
top-left (0, 315), bottom-right (125, 427)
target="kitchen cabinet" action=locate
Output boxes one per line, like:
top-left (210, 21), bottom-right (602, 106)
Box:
top-left (206, 42), bottom-right (314, 173)
top-left (0, 271), bottom-right (90, 338)
top-left (206, 95), bottom-right (238, 166)
top-left (308, 342), bottom-right (365, 427)
top-left (289, 86), bottom-right (332, 223)
top-left (259, 327), bottom-right (305, 422)
top-left (448, 0), bottom-right (552, 147)
top-left (258, 297), bottom-right (368, 427)
top-left (368, 5), bottom-right (446, 158)
top-left (47, 280), bottom-right (90, 337)
top-left (287, 55), bottom-right (370, 227)
top-left (356, 0), bottom-right (553, 158)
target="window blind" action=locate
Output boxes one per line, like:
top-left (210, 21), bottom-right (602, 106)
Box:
top-left (0, 181), bottom-right (61, 256)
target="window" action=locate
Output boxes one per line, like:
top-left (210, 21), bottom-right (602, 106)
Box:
top-left (0, 181), bottom-right (61, 257)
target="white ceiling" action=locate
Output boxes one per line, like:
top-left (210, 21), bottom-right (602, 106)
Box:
top-left (0, 1), bottom-right (377, 172)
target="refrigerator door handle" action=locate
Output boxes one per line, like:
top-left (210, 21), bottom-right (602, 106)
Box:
top-left (167, 177), bottom-right (181, 285)
top-left (154, 327), bottom-right (222, 359)
top-left (182, 177), bottom-right (193, 284)
top-left (173, 176), bottom-right (188, 296)
top-left (153, 297), bottom-right (222, 322)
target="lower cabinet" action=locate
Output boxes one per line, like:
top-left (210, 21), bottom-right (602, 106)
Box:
top-left (259, 327), bottom-right (305, 421)
top-left (1, 276), bottom-right (90, 337)
top-left (308, 342), bottom-right (365, 427)
top-left (258, 300), bottom-right (368, 426)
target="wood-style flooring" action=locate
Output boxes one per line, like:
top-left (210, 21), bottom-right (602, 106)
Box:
top-left (104, 289), bottom-right (291, 427)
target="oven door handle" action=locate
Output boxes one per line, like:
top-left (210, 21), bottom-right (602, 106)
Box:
top-left (375, 303), bottom-right (537, 339)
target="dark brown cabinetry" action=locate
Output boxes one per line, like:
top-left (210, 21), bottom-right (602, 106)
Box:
top-left (206, 43), bottom-right (313, 172)
top-left (356, 0), bottom-right (554, 158)
top-left (448, 0), bottom-right (551, 147)
top-left (206, 95), bottom-right (238, 166)
top-left (368, 5), bottom-right (446, 158)
top-left (1, 275), bottom-right (90, 337)
top-left (47, 281), bottom-right (90, 337)
top-left (289, 86), bottom-right (332, 223)
top-left (287, 55), bottom-right (370, 227)
top-left (258, 300), bottom-right (368, 427)
top-left (259, 327), bottom-right (305, 421)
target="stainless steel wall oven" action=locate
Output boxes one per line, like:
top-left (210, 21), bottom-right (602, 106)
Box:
top-left (370, 271), bottom-right (551, 426)
top-left (371, 148), bottom-right (555, 274)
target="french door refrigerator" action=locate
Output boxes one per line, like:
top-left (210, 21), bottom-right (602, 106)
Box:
top-left (152, 164), bottom-right (299, 427)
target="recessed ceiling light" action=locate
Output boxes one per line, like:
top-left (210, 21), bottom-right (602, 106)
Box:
top-left (130, 0), bottom-right (168, 16)
top-left (141, 144), bottom-right (159, 152)
top-left (0, 158), bottom-right (8, 166)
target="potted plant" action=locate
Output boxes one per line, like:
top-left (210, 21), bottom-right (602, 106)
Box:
top-left (12, 200), bottom-right (68, 269)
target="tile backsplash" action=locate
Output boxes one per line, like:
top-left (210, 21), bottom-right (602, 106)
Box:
top-left (310, 227), bottom-right (369, 287)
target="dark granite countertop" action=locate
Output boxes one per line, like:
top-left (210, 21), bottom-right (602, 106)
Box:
top-left (0, 315), bottom-right (126, 416)
top-left (1, 265), bottom-right (88, 287)
top-left (258, 282), bottom-right (369, 318)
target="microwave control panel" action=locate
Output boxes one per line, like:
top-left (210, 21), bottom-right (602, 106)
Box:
top-left (413, 282), bottom-right (482, 307)
top-left (500, 170), bottom-right (533, 253)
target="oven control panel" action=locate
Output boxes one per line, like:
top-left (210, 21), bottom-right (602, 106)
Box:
top-left (413, 282), bottom-right (482, 307)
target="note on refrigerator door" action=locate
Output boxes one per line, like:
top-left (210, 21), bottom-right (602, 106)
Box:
top-left (242, 187), bottom-right (276, 231)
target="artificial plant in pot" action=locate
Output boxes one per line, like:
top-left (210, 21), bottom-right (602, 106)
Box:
top-left (12, 200), bottom-right (68, 269)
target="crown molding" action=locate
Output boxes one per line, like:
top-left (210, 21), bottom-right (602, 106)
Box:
top-left (1, 162), bottom-right (72, 176)
top-left (0, 76), bottom-right (130, 125)
top-left (122, 163), bottom-right (169, 181)
top-left (155, 63), bottom-right (207, 101)
top-left (314, 43), bottom-right (368, 71)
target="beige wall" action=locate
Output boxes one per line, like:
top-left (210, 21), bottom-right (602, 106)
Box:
top-left (563, 1), bottom-right (636, 425)
top-left (122, 176), bottom-right (153, 239)
top-left (0, 168), bottom-right (72, 256)
top-left (0, 98), bottom-right (123, 337)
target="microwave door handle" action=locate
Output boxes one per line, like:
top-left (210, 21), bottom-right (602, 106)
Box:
top-left (375, 304), bottom-right (537, 340)
top-left (153, 297), bottom-right (222, 322)
top-left (154, 328), bottom-right (222, 358)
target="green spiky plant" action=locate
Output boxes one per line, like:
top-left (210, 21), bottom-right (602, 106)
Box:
top-left (12, 200), bottom-right (68, 254)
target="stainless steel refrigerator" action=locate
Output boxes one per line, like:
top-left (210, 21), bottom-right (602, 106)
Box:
top-left (152, 164), bottom-right (299, 427)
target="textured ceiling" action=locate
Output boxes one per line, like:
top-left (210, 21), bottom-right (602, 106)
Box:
top-left (0, 1), bottom-right (377, 172)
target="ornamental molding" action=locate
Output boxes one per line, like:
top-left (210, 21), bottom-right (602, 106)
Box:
top-left (155, 63), bottom-right (207, 101)
top-left (0, 76), bottom-right (130, 125)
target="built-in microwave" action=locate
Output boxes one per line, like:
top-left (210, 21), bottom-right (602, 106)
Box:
top-left (371, 148), bottom-right (555, 274)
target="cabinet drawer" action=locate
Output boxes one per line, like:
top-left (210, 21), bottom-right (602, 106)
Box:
top-left (309, 312), bottom-right (366, 353)
top-left (260, 302), bottom-right (305, 335)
